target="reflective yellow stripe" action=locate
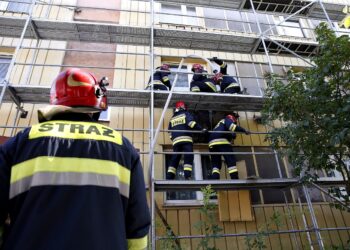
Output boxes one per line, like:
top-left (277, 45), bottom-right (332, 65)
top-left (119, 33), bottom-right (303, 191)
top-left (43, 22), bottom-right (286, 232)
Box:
top-left (168, 166), bottom-right (177, 174)
top-left (228, 168), bottom-right (238, 174)
top-left (173, 136), bottom-right (193, 145)
top-left (188, 121), bottom-right (196, 128)
top-left (209, 139), bottom-right (230, 147)
top-left (10, 156), bottom-right (130, 186)
top-left (212, 169), bottom-right (220, 174)
top-left (220, 62), bottom-right (227, 68)
top-left (229, 123), bottom-right (237, 132)
top-left (29, 121), bottom-right (122, 145)
top-left (184, 164), bottom-right (192, 171)
top-left (226, 82), bottom-right (239, 89)
top-left (191, 86), bottom-right (200, 92)
top-left (162, 76), bottom-right (169, 82)
top-left (204, 81), bottom-right (217, 92)
top-left (127, 235), bottom-right (148, 250)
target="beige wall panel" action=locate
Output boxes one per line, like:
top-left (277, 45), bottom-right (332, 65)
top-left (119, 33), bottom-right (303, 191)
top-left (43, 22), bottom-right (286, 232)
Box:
top-left (254, 207), bottom-right (272, 249)
top-left (235, 221), bottom-right (247, 250)
top-left (178, 210), bottom-right (191, 250)
top-left (153, 109), bottom-right (164, 144)
top-left (119, 1), bottom-right (131, 26)
top-left (123, 107), bottom-right (134, 141)
top-left (10, 48), bottom-right (29, 84)
top-left (189, 208), bottom-right (202, 249)
top-left (218, 191), bottom-right (230, 221)
top-left (166, 210), bottom-right (179, 235)
top-left (237, 112), bottom-right (251, 146)
top-left (115, 45), bottom-right (127, 88)
top-left (0, 103), bottom-right (13, 135)
top-left (133, 107), bottom-right (144, 144)
top-left (246, 111), bottom-right (262, 146)
top-left (126, 45), bottom-right (137, 89)
top-left (135, 46), bottom-right (146, 89)
top-left (321, 204), bottom-right (343, 247)
top-left (228, 191), bottom-right (240, 221)
top-left (264, 206), bottom-right (282, 249)
top-left (3, 104), bottom-right (17, 137)
top-left (274, 206), bottom-right (297, 250)
top-left (313, 205), bottom-right (332, 247)
top-left (223, 221), bottom-right (239, 249)
top-left (163, 110), bottom-right (172, 145)
top-left (213, 211), bottom-right (227, 250)
top-left (130, 1), bottom-right (139, 26)
top-left (331, 207), bottom-right (350, 246)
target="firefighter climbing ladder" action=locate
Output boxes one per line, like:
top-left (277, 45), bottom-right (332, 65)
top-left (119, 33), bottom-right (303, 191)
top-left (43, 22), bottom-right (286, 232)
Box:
top-left (0, 0), bottom-right (350, 249)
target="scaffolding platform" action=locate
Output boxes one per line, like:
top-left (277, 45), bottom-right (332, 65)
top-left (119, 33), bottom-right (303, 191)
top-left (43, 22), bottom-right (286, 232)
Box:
top-left (4, 85), bottom-right (264, 111)
top-left (154, 177), bottom-right (347, 191)
top-left (147, 0), bottom-right (347, 21)
top-left (0, 16), bottom-right (318, 55)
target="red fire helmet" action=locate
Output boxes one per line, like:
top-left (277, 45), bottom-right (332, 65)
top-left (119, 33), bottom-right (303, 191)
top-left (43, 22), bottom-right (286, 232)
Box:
top-left (191, 63), bottom-right (203, 72)
top-left (226, 114), bottom-right (238, 123)
top-left (50, 68), bottom-right (107, 111)
top-left (175, 101), bottom-right (186, 110)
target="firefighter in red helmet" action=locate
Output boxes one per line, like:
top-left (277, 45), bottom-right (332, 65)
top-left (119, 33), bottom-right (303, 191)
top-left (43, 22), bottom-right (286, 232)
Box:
top-left (167, 101), bottom-right (207, 179)
top-left (146, 63), bottom-right (172, 91)
top-left (212, 57), bottom-right (241, 94)
top-left (0, 68), bottom-right (150, 250)
top-left (190, 63), bottom-right (221, 93)
top-left (209, 112), bottom-right (250, 179)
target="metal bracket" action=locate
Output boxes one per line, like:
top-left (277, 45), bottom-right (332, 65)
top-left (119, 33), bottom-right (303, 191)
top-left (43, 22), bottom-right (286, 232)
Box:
top-left (7, 86), bottom-right (28, 119)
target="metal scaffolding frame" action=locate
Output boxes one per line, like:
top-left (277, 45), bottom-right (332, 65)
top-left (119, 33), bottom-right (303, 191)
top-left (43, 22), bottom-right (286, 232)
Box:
top-left (0, 0), bottom-right (349, 250)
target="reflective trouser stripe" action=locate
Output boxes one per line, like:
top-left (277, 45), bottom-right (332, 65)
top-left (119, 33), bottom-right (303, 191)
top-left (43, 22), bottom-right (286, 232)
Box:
top-left (188, 121), bottom-right (196, 128)
top-left (173, 136), bottom-right (193, 145)
top-left (184, 164), bottom-right (192, 171)
top-left (191, 86), bottom-right (200, 92)
top-left (212, 167), bottom-right (220, 174)
top-left (225, 83), bottom-right (240, 89)
top-left (127, 235), bottom-right (148, 250)
top-left (147, 81), bottom-right (169, 90)
top-left (168, 166), bottom-right (177, 174)
top-left (10, 156), bottom-right (130, 198)
top-left (228, 166), bottom-right (237, 174)
top-left (204, 81), bottom-right (217, 92)
top-left (209, 139), bottom-right (231, 147)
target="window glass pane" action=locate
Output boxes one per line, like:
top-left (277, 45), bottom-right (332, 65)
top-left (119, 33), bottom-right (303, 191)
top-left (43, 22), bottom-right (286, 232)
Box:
top-left (226, 10), bottom-right (245, 32)
top-left (0, 1), bottom-right (9, 11)
top-left (160, 4), bottom-right (182, 24)
top-left (0, 58), bottom-right (11, 81)
top-left (168, 64), bottom-right (189, 90)
top-left (8, 0), bottom-right (31, 13)
top-left (246, 12), bottom-right (259, 33)
top-left (165, 155), bottom-right (197, 201)
top-left (237, 62), bottom-right (261, 96)
top-left (203, 8), bottom-right (226, 30)
top-left (283, 21), bottom-right (304, 37)
top-left (186, 7), bottom-right (197, 26)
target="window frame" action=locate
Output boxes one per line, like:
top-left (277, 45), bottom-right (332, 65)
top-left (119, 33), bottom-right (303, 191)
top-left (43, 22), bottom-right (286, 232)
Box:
top-left (0, 0), bottom-right (31, 13)
top-left (0, 56), bottom-right (11, 82)
top-left (157, 3), bottom-right (198, 26)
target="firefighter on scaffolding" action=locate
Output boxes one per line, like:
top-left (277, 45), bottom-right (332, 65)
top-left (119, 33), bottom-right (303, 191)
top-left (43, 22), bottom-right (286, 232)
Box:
top-left (167, 101), bottom-right (206, 180)
top-left (146, 64), bottom-right (171, 91)
top-left (209, 113), bottom-right (250, 179)
top-left (212, 57), bottom-right (241, 94)
top-left (190, 64), bottom-right (221, 93)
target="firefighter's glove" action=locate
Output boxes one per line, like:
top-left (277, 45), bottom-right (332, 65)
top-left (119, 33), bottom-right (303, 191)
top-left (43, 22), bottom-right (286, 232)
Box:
top-left (212, 72), bottom-right (223, 84)
top-left (245, 130), bottom-right (251, 135)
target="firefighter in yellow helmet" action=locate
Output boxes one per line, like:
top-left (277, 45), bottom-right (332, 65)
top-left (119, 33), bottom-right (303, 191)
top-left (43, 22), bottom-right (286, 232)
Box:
top-left (0, 68), bottom-right (150, 250)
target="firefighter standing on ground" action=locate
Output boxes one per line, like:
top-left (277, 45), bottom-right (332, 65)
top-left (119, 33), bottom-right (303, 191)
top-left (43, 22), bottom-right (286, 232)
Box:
top-left (146, 63), bottom-right (171, 91)
top-left (0, 68), bottom-right (150, 250)
top-left (167, 101), bottom-right (206, 180)
top-left (190, 63), bottom-right (222, 93)
top-left (209, 113), bottom-right (250, 179)
top-left (212, 57), bottom-right (241, 94)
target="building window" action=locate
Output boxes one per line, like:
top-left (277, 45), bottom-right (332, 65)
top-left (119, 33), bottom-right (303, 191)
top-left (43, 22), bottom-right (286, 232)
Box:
top-left (165, 153), bottom-right (209, 205)
top-left (0, 57), bottom-right (11, 82)
top-left (159, 4), bottom-right (198, 26)
top-left (274, 17), bottom-right (305, 37)
top-left (98, 107), bottom-right (111, 122)
top-left (0, 0), bottom-right (31, 13)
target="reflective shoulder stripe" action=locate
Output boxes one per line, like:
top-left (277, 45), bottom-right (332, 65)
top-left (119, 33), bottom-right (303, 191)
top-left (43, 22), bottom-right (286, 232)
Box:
top-left (127, 235), bottom-right (148, 250)
top-left (29, 121), bottom-right (122, 145)
top-left (10, 156), bottom-right (130, 198)
top-left (204, 81), bottom-right (217, 92)
top-left (188, 121), bottom-right (196, 128)
top-left (229, 123), bottom-right (237, 132)
top-left (162, 76), bottom-right (169, 82)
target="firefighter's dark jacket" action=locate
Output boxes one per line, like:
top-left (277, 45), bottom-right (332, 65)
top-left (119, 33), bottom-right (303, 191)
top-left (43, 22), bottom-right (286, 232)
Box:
top-left (209, 118), bottom-right (247, 147)
top-left (168, 110), bottom-right (202, 145)
top-left (0, 114), bottom-right (150, 250)
top-left (147, 69), bottom-right (171, 89)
